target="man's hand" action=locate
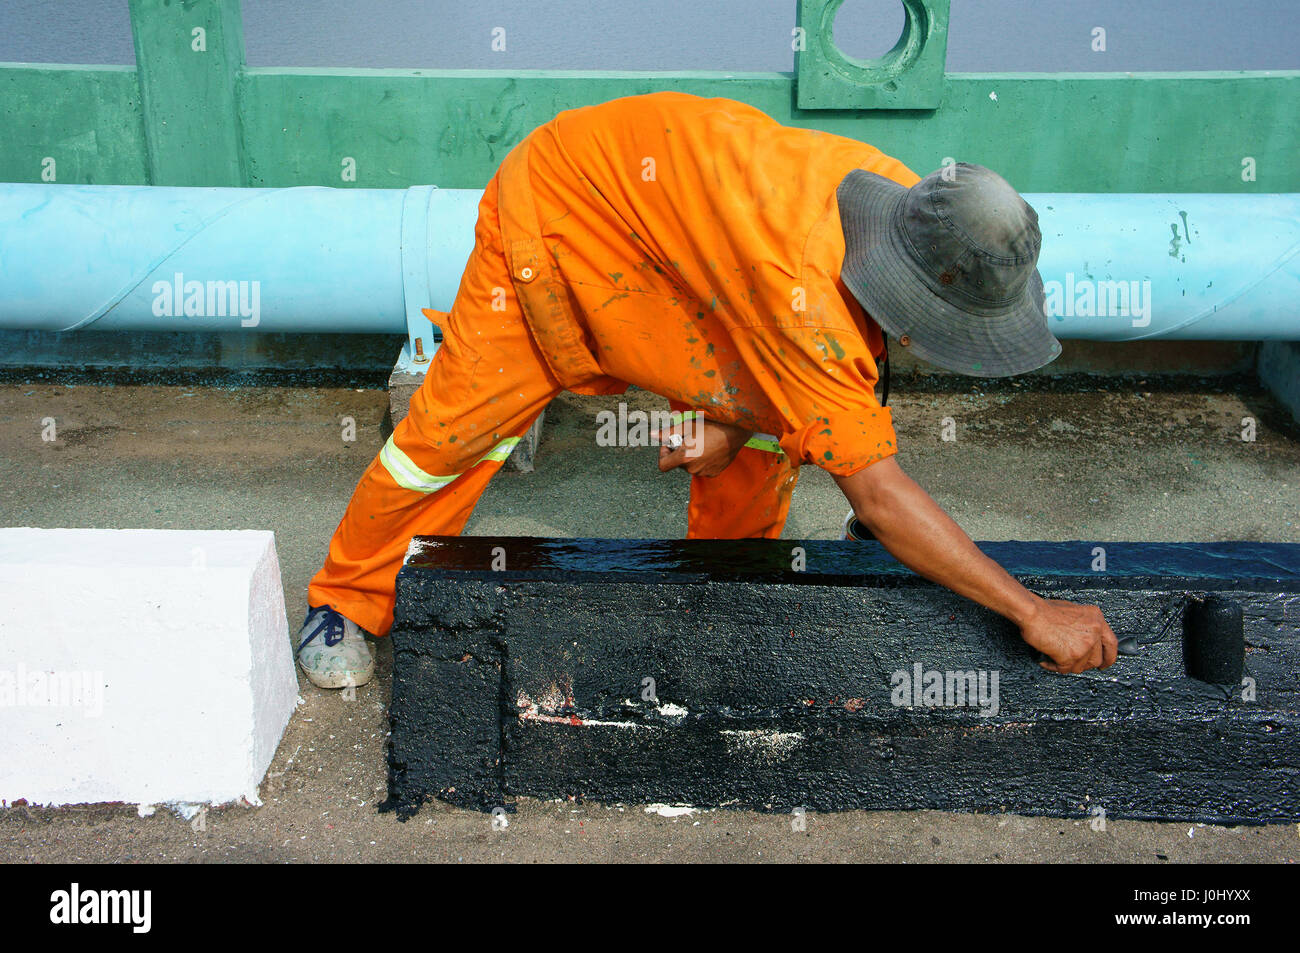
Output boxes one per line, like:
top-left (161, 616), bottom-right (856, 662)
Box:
top-left (656, 417), bottom-right (752, 477)
top-left (1019, 598), bottom-right (1118, 673)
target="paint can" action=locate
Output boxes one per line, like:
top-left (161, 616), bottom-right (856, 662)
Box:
top-left (1183, 593), bottom-right (1245, 684)
top-left (842, 510), bottom-right (875, 541)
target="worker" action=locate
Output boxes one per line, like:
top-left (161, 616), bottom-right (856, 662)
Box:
top-left (296, 92), bottom-right (1118, 689)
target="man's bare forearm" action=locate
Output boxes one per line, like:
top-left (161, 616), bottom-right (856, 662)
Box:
top-left (833, 458), bottom-right (1041, 627)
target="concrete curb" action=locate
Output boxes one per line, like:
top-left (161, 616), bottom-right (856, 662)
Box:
top-left (381, 538), bottom-right (1300, 823)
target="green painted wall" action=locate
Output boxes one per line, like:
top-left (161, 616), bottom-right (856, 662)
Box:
top-left (0, 0), bottom-right (1295, 193)
top-left (238, 68), bottom-right (1299, 192)
top-left (0, 64), bottom-right (148, 184)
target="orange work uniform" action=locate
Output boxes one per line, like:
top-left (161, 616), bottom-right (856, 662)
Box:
top-left (309, 92), bottom-right (921, 636)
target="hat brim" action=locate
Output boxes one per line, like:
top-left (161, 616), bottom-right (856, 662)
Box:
top-left (838, 170), bottom-right (1062, 378)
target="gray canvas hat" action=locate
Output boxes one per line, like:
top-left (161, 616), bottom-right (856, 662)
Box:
top-left (837, 163), bottom-right (1061, 378)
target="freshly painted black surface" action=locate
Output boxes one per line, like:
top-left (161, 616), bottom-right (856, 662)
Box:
top-left (402, 536), bottom-right (1300, 585)
top-left (382, 537), bottom-right (1300, 822)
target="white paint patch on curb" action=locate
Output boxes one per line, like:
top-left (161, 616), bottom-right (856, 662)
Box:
top-left (645, 803), bottom-right (698, 818)
top-left (0, 528), bottom-right (298, 808)
top-left (720, 728), bottom-right (806, 761)
top-left (620, 698), bottom-right (688, 721)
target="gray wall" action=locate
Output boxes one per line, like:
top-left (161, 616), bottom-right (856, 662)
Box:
top-left (1, 0), bottom-right (1297, 71)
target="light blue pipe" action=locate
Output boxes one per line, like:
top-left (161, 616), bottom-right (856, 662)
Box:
top-left (1, 184), bottom-right (1298, 357)
top-left (0, 182), bottom-right (482, 362)
top-left (1032, 193), bottom-right (1300, 341)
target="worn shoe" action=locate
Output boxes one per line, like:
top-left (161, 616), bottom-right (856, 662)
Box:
top-left (296, 605), bottom-right (375, 689)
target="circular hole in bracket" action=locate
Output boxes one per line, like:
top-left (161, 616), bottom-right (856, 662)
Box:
top-left (831, 0), bottom-right (908, 63)
top-left (820, 0), bottom-right (929, 85)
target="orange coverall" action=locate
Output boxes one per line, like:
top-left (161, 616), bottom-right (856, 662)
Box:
top-left (309, 92), bottom-right (921, 636)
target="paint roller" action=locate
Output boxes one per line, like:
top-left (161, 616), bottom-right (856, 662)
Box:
top-left (1183, 593), bottom-right (1245, 684)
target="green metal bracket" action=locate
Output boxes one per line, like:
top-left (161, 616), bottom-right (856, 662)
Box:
top-left (128, 0), bottom-right (245, 185)
top-left (796, 0), bottom-right (949, 110)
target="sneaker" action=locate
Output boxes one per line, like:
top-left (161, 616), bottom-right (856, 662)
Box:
top-left (296, 605), bottom-right (375, 690)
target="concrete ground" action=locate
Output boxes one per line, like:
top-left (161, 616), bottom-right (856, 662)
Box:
top-left (1, 372), bottom-right (1297, 863)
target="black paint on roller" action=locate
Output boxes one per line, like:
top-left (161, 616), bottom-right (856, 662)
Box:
top-left (1184, 594), bottom-right (1246, 684)
top-left (382, 536), bottom-right (1300, 824)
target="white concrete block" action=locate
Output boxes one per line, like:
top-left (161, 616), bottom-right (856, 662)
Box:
top-left (0, 528), bottom-right (297, 808)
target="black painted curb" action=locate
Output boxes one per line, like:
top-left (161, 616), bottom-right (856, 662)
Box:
top-left (381, 538), bottom-right (1300, 823)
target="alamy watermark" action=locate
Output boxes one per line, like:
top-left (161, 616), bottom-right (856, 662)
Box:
top-left (891, 662), bottom-right (1000, 717)
top-left (0, 664), bottom-right (105, 717)
top-left (151, 272), bottom-right (261, 327)
top-left (49, 883), bottom-right (150, 933)
top-left (1044, 272), bottom-right (1151, 328)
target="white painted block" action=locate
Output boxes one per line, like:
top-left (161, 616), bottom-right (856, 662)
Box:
top-left (0, 528), bottom-right (297, 808)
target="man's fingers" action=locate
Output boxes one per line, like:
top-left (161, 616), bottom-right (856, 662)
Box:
top-left (1099, 632), bottom-right (1118, 669)
top-left (654, 425), bottom-right (689, 472)
top-left (1099, 619), bottom-right (1119, 669)
top-left (1080, 646), bottom-right (1102, 674)
top-left (1073, 636), bottom-right (1105, 674)
top-left (1043, 647), bottom-right (1091, 675)
top-left (658, 444), bottom-right (687, 473)
top-left (655, 447), bottom-right (696, 475)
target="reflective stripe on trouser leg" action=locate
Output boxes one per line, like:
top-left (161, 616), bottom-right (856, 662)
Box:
top-left (307, 419), bottom-right (538, 638)
top-left (379, 433), bottom-right (522, 494)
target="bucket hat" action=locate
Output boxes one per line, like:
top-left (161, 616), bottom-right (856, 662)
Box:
top-left (837, 163), bottom-right (1061, 377)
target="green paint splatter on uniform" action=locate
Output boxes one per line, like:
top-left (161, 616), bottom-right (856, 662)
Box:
top-left (825, 334), bottom-right (846, 360)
